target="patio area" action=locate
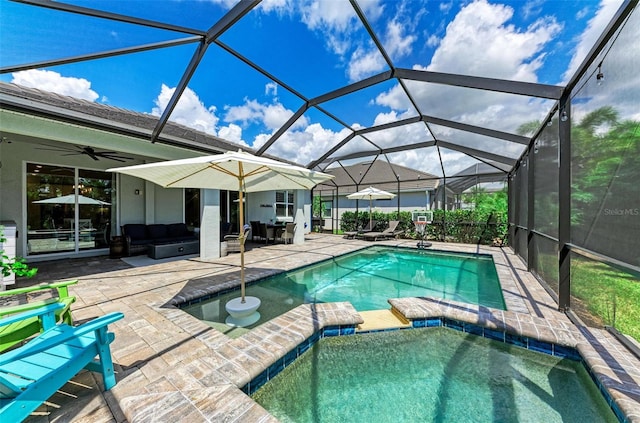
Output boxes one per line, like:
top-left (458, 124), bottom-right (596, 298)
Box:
top-left (5, 234), bottom-right (640, 422)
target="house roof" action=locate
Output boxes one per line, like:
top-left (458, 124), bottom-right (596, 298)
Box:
top-left (0, 82), bottom-right (247, 156)
top-left (316, 160), bottom-right (439, 195)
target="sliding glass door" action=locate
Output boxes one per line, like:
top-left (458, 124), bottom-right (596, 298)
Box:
top-left (26, 163), bottom-right (114, 255)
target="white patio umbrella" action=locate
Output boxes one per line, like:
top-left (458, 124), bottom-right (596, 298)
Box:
top-left (33, 194), bottom-right (111, 205)
top-left (347, 186), bottom-right (396, 229)
top-left (108, 150), bottom-right (334, 307)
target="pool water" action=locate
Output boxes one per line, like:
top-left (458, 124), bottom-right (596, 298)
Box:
top-left (252, 328), bottom-right (618, 423)
top-left (182, 247), bottom-right (505, 333)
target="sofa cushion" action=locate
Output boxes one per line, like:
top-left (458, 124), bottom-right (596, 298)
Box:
top-left (167, 223), bottom-right (189, 238)
top-left (123, 224), bottom-right (147, 241)
top-left (147, 224), bottom-right (168, 240)
top-left (130, 238), bottom-right (152, 246)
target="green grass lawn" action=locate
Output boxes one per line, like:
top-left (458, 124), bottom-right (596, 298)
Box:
top-left (571, 257), bottom-right (640, 342)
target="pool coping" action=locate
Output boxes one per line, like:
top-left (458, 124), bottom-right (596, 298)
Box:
top-left (109, 239), bottom-right (640, 423)
top-left (19, 236), bottom-right (639, 422)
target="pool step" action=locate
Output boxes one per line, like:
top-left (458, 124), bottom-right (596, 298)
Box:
top-left (357, 309), bottom-right (412, 332)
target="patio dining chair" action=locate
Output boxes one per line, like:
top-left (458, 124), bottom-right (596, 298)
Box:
top-left (281, 222), bottom-right (296, 244)
top-left (224, 226), bottom-right (251, 253)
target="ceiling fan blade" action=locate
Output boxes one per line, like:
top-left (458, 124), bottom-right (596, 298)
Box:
top-left (101, 153), bottom-right (134, 161)
top-left (103, 156), bottom-right (128, 162)
top-left (35, 146), bottom-right (78, 152)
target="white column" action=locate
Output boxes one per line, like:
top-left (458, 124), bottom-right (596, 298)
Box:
top-left (0, 221), bottom-right (17, 289)
top-left (293, 190), bottom-right (307, 244)
top-left (144, 180), bottom-right (155, 224)
top-left (200, 189), bottom-right (221, 259)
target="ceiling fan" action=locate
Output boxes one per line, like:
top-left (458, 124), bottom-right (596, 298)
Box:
top-left (35, 144), bottom-right (134, 162)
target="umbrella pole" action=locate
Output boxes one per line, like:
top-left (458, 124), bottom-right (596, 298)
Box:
top-left (369, 196), bottom-right (373, 229)
top-left (238, 173), bottom-right (246, 303)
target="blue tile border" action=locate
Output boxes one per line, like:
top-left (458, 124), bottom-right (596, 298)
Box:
top-left (241, 324), bottom-right (357, 395)
top-left (242, 319), bottom-right (624, 422)
top-left (408, 317), bottom-right (623, 422)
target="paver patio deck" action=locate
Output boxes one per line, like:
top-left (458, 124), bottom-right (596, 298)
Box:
top-left (3, 234), bottom-right (639, 422)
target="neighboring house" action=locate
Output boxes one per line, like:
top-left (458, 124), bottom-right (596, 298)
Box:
top-left (314, 160), bottom-right (508, 231)
top-left (0, 82), bottom-right (313, 263)
top-left (314, 160), bottom-right (441, 231)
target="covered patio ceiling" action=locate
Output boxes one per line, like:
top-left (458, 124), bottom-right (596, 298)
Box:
top-left (0, 0), bottom-right (628, 186)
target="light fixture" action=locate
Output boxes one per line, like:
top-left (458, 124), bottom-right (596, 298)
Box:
top-left (596, 62), bottom-right (604, 85)
top-left (560, 110), bottom-right (568, 122)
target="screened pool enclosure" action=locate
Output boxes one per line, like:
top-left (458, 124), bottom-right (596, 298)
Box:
top-left (0, 0), bottom-right (638, 345)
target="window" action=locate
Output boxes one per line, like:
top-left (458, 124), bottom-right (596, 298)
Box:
top-left (321, 200), bottom-right (332, 218)
top-left (275, 191), bottom-right (294, 218)
top-left (185, 188), bottom-right (200, 228)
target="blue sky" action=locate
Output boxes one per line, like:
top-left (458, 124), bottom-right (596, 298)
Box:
top-left (1, 0), bottom-right (633, 176)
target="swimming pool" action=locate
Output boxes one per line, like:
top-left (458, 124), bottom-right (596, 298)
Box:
top-left (182, 246), bottom-right (505, 331)
top-left (251, 328), bottom-right (618, 423)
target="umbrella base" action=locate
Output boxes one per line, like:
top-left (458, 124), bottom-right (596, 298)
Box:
top-left (225, 296), bottom-right (261, 327)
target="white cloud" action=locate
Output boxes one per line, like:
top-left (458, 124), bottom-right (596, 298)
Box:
top-left (439, 2), bottom-right (453, 14)
top-left (384, 19), bottom-right (417, 58)
top-left (522, 0), bottom-right (545, 20)
top-left (11, 69), bottom-right (99, 102)
top-left (429, 0), bottom-right (561, 80)
top-left (576, 6), bottom-right (590, 20)
top-left (224, 98), bottom-right (307, 131)
top-left (218, 123), bottom-right (244, 143)
top-left (426, 34), bottom-right (441, 48)
top-left (254, 123), bottom-right (353, 165)
top-left (265, 82), bottom-right (278, 97)
top-left (151, 84), bottom-right (219, 135)
top-left (348, 47), bottom-right (386, 81)
top-left (347, 7), bottom-right (418, 81)
top-left (300, 0), bottom-right (357, 32)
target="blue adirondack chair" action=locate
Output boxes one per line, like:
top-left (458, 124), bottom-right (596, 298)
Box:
top-left (0, 303), bottom-right (124, 422)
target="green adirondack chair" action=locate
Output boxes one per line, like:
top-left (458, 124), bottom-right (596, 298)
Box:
top-left (0, 280), bottom-right (77, 353)
top-left (0, 303), bottom-right (124, 422)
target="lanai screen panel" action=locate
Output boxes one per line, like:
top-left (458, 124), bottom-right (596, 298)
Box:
top-left (532, 115), bottom-right (560, 240)
top-left (264, 107), bottom-right (351, 165)
top-left (401, 80), bottom-right (555, 134)
top-left (162, 43), bottom-right (307, 150)
top-left (317, 135), bottom-right (382, 169)
top-left (318, 78), bottom-right (417, 131)
top-left (570, 6), bottom-right (640, 268)
top-left (360, 121), bottom-right (432, 150)
top-left (428, 124), bottom-right (524, 162)
top-left (385, 149), bottom-right (444, 180)
top-left (529, 110), bottom-right (560, 292)
top-left (0, 1), bottom-right (202, 68)
top-left (217, 1), bottom-right (389, 98)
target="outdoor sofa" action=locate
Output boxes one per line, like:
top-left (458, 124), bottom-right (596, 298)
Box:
top-left (121, 223), bottom-right (199, 258)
